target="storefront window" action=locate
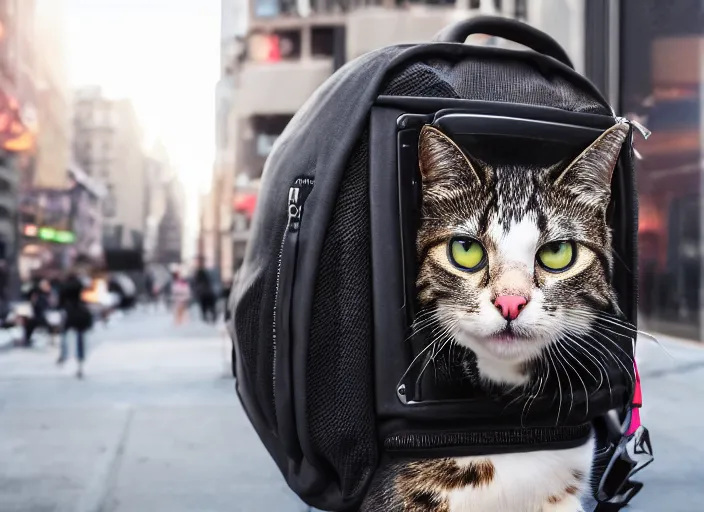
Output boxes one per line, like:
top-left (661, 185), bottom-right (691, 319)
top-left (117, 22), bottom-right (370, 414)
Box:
top-left (621, 0), bottom-right (704, 339)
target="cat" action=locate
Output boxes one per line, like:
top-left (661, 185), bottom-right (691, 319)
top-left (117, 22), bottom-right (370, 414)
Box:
top-left (361, 122), bottom-right (630, 512)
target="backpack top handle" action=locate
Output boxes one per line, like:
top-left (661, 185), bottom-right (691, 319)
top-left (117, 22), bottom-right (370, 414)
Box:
top-left (432, 15), bottom-right (575, 70)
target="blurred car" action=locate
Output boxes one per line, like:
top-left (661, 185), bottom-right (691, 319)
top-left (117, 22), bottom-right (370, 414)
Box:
top-left (82, 277), bottom-right (120, 309)
top-left (108, 273), bottom-right (138, 310)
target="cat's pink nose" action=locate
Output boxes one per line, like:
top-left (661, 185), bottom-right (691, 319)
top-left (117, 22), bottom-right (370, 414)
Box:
top-left (494, 295), bottom-right (528, 321)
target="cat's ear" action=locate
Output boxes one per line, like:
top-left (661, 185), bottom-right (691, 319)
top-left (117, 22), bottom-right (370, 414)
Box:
top-left (418, 126), bottom-right (485, 185)
top-left (553, 123), bottom-right (629, 204)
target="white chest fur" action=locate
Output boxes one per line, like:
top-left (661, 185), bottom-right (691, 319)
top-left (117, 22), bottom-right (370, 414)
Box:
top-left (445, 438), bottom-right (593, 512)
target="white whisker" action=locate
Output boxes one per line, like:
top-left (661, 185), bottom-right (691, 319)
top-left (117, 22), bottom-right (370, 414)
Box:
top-left (638, 330), bottom-right (674, 361)
top-left (559, 336), bottom-right (599, 384)
top-left (556, 341), bottom-right (589, 417)
top-left (582, 331), bottom-right (634, 389)
top-left (589, 312), bottom-right (638, 333)
top-left (545, 347), bottom-right (563, 426)
top-left (563, 329), bottom-right (613, 402)
top-left (416, 329), bottom-right (456, 384)
top-left (521, 360), bottom-right (550, 427)
top-left (550, 345), bottom-right (574, 419)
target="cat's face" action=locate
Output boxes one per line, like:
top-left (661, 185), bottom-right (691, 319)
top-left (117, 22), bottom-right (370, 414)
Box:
top-left (416, 124), bottom-right (628, 385)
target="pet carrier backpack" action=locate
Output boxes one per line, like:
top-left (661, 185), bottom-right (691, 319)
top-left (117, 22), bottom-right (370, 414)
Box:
top-left (228, 16), bottom-right (653, 512)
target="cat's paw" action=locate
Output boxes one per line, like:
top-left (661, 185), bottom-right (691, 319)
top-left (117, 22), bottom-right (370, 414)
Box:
top-left (541, 494), bottom-right (584, 512)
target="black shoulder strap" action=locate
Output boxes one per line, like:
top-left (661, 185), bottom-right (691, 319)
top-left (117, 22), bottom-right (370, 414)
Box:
top-left (591, 425), bottom-right (653, 511)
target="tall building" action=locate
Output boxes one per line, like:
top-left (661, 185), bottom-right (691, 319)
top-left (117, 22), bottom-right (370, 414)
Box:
top-left (18, 162), bottom-right (106, 278)
top-left (199, 168), bottom-right (219, 270)
top-left (33, 0), bottom-right (70, 189)
top-left (143, 141), bottom-right (172, 262)
top-left (143, 142), bottom-right (186, 266)
top-left (72, 88), bottom-right (147, 251)
top-left (155, 176), bottom-right (185, 265)
top-left (207, 0), bottom-right (248, 280)
top-left (14, 0), bottom-right (76, 280)
top-left (66, 164), bottom-right (104, 261)
top-left (0, 0), bottom-right (40, 295)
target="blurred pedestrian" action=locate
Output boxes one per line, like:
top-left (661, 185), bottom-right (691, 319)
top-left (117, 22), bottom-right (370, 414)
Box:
top-left (144, 271), bottom-right (160, 311)
top-left (221, 278), bottom-right (232, 302)
top-left (172, 271), bottom-right (191, 325)
top-left (0, 259), bottom-right (7, 302)
top-left (219, 278), bottom-right (232, 321)
top-left (194, 264), bottom-right (217, 324)
top-left (163, 276), bottom-right (173, 311)
top-left (57, 273), bottom-right (94, 379)
top-left (42, 279), bottom-right (63, 346)
top-left (23, 278), bottom-right (52, 348)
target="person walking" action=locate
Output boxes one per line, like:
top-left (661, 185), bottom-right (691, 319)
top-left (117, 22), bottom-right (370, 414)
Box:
top-left (193, 265), bottom-right (217, 323)
top-left (144, 271), bottom-right (160, 311)
top-left (57, 273), bottom-right (93, 378)
top-left (171, 271), bottom-right (191, 325)
top-left (162, 277), bottom-right (173, 311)
top-left (23, 278), bottom-right (52, 348)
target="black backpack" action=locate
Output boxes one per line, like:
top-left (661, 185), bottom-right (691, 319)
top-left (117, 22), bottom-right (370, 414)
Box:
top-left (228, 16), bottom-right (653, 512)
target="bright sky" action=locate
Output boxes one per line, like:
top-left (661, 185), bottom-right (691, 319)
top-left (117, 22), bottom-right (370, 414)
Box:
top-left (64, 0), bottom-right (221, 256)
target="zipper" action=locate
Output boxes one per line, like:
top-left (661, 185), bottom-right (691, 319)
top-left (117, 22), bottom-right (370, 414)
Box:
top-left (271, 177), bottom-right (314, 436)
top-left (615, 116), bottom-right (651, 140)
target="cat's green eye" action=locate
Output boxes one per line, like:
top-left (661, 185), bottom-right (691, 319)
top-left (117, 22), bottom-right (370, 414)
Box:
top-left (537, 241), bottom-right (576, 272)
top-left (448, 237), bottom-right (486, 271)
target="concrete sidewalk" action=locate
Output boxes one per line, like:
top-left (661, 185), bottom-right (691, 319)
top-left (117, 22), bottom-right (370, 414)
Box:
top-left (0, 316), bottom-right (308, 512)
top-left (0, 327), bottom-right (17, 352)
top-left (637, 330), bottom-right (704, 377)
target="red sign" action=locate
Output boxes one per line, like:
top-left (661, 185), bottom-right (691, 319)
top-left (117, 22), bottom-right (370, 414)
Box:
top-left (23, 224), bottom-right (38, 237)
top-left (233, 194), bottom-right (257, 218)
top-left (249, 34), bottom-right (281, 63)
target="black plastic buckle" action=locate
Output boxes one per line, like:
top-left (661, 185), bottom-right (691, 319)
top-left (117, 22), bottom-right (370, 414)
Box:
top-left (594, 425), bottom-right (653, 510)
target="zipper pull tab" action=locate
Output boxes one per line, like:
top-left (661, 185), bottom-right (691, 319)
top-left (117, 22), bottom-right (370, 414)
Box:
top-left (616, 116), bottom-right (652, 140)
top-left (286, 178), bottom-right (314, 231)
top-left (287, 187), bottom-right (301, 226)
top-left (630, 119), bottom-right (651, 140)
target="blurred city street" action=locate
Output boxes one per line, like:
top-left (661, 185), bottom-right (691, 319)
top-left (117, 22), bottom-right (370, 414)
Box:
top-left (0, 308), bottom-right (699, 512)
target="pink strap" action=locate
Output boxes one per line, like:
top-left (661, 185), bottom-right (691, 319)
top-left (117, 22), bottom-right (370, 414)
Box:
top-left (625, 361), bottom-right (642, 436)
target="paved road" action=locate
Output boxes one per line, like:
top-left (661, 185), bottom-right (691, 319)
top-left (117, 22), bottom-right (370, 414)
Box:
top-left (0, 308), bottom-right (700, 511)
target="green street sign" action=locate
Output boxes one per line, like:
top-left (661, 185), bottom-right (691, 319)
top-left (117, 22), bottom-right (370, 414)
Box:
top-left (37, 227), bottom-right (76, 244)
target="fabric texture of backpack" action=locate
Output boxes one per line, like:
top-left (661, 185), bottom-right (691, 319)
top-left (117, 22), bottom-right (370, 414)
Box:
top-left (228, 16), bottom-right (652, 512)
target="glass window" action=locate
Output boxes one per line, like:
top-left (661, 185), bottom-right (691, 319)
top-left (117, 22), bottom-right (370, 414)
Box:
top-left (103, 184), bottom-right (116, 218)
top-left (312, 27), bottom-right (334, 58)
top-left (255, 134), bottom-right (278, 157)
top-left (253, 0), bottom-right (280, 18)
top-left (621, 0), bottom-right (704, 339)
